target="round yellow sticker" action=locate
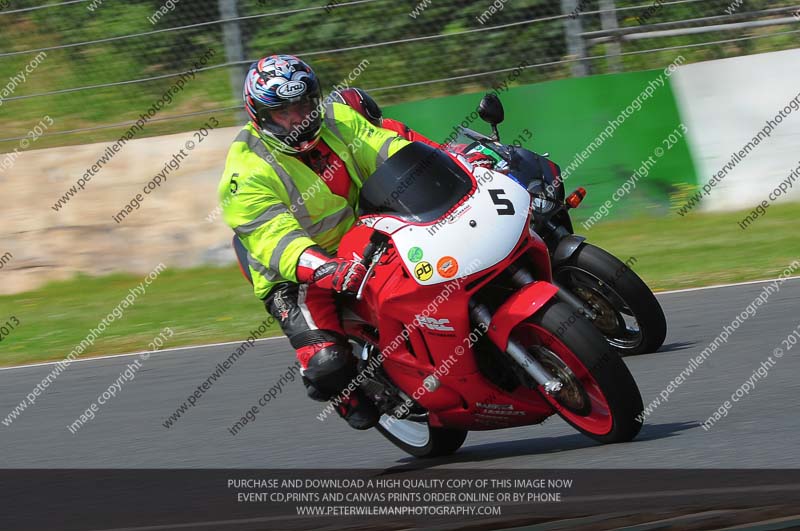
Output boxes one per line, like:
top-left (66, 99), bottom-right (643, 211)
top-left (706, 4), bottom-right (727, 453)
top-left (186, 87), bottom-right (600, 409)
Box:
top-left (414, 261), bottom-right (433, 281)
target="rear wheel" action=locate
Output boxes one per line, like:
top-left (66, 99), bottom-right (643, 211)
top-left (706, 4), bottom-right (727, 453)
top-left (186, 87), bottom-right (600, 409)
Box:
top-left (511, 301), bottom-right (643, 443)
top-left (554, 243), bottom-right (666, 356)
top-left (375, 416), bottom-right (468, 458)
top-left (346, 333), bottom-right (468, 459)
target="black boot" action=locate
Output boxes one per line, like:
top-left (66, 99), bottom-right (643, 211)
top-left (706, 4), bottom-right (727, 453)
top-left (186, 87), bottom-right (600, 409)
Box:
top-left (335, 389), bottom-right (379, 430)
top-left (303, 343), bottom-right (380, 430)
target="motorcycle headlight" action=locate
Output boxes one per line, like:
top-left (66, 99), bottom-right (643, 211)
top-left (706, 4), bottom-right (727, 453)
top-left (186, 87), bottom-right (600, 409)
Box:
top-left (531, 195), bottom-right (556, 214)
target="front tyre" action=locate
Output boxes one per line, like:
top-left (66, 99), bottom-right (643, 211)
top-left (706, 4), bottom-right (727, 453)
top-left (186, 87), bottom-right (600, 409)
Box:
top-left (376, 416), bottom-right (468, 458)
top-left (512, 301), bottom-right (643, 443)
top-left (555, 243), bottom-right (667, 356)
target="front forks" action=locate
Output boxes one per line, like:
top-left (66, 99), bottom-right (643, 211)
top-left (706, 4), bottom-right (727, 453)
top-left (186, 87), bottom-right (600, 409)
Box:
top-left (469, 271), bottom-right (563, 395)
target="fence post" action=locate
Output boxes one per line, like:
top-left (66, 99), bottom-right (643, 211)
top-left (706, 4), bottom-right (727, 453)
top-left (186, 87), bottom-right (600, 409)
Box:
top-left (560, 0), bottom-right (589, 77)
top-left (599, 0), bottom-right (622, 72)
top-left (218, 0), bottom-right (247, 121)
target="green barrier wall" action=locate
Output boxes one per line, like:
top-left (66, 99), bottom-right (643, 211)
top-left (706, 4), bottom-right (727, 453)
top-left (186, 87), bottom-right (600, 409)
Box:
top-left (383, 69), bottom-right (698, 224)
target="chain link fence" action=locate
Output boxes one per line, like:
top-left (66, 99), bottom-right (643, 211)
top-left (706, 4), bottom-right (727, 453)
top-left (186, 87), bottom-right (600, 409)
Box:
top-left (1, 0), bottom-right (798, 152)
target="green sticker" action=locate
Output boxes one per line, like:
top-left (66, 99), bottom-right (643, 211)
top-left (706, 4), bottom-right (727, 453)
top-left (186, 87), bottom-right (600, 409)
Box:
top-left (472, 144), bottom-right (503, 163)
top-left (407, 247), bottom-right (424, 262)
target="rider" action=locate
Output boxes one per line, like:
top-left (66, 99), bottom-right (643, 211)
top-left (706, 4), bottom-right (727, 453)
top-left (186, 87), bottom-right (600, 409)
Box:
top-left (218, 55), bottom-right (410, 430)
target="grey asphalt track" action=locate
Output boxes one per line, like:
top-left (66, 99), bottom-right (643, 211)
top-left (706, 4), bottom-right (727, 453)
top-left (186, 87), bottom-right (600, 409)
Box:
top-left (1, 278), bottom-right (798, 469)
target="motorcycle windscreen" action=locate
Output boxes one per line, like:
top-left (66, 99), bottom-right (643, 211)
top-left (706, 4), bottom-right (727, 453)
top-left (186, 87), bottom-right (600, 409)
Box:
top-left (359, 142), bottom-right (473, 223)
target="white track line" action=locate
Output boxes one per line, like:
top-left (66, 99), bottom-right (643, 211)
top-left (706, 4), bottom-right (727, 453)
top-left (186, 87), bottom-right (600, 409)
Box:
top-left (654, 275), bottom-right (800, 295)
top-left (2, 275), bottom-right (798, 373)
top-left (0, 336), bottom-right (286, 372)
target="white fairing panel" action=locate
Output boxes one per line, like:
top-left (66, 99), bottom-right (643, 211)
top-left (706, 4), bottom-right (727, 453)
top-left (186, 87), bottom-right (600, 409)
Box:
top-left (380, 168), bottom-right (530, 285)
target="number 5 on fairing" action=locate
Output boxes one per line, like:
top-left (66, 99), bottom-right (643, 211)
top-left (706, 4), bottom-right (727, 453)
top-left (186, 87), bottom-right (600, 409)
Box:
top-left (489, 189), bottom-right (515, 215)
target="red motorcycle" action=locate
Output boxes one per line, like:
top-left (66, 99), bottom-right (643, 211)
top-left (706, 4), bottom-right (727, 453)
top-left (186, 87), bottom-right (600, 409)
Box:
top-left (331, 141), bottom-right (643, 457)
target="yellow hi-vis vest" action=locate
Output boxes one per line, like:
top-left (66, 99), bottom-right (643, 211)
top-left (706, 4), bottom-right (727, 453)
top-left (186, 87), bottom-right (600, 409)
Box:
top-left (218, 102), bottom-right (410, 298)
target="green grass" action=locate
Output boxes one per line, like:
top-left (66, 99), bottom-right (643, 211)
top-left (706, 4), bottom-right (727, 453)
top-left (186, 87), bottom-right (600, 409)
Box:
top-left (581, 201), bottom-right (800, 291)
top-left (1, 202), bottom-right (798, 367)
top-left (0, 266), bottom-right (277, 367)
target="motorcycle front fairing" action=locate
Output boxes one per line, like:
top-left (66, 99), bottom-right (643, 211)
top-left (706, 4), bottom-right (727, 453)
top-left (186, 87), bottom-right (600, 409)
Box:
top-left (357, 142), bottom-right (531, 285)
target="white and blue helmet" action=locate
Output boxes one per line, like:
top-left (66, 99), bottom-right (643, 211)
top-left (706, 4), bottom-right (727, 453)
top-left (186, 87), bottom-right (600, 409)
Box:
top-left (243, 54), bottom-right (323, 153)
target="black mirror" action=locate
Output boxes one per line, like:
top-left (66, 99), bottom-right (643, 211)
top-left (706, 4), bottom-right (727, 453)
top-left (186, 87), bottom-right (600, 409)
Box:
top-left (478, 93), bottom-right (504, 126)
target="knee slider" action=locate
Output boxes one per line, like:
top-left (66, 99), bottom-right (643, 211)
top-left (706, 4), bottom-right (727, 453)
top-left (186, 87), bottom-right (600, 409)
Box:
top-left (303, 343), bottom-right (356, 398)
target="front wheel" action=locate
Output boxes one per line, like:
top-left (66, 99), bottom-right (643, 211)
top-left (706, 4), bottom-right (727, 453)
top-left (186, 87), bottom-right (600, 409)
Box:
top-left (554, 243), bottom-right (667, 356)
top-left (511, 301), bottom-right (643, 443)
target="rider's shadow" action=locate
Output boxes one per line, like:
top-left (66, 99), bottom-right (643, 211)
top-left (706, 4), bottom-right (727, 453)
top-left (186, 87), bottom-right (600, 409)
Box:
top-left (382, 421), bottom-right (697, 471)
top-left (655, 341), bottom-right (697, 354)
top-left (635, 420), bottom-right (700, 441)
